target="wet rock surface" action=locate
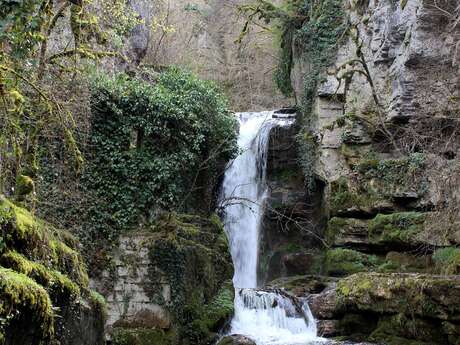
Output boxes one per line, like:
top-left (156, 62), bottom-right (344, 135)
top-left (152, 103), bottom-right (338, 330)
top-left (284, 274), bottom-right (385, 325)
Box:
top-left (217, 335), bottom-right (257, 345)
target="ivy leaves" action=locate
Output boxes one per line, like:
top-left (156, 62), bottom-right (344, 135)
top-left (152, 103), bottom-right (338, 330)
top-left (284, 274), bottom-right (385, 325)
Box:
top-left (85, 67), bottom-right (237, 240)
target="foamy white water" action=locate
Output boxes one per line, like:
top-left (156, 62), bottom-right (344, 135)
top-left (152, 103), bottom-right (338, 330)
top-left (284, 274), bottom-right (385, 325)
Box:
top-left (220, 111), bottom-right (323, 345)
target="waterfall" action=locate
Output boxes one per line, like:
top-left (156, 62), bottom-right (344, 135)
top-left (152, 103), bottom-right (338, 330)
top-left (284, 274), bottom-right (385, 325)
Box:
top-left (220, 111), bottom-right (323, 345)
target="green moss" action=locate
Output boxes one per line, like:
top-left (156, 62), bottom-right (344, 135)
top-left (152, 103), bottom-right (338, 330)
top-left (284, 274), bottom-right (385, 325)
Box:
top-left (336, 272), bottom-right (460, 321)
top-left (15, 175), bottom-right (34, 200)
top-left (377, 252), bottom-right (432, 273)
top-left (0, 251), bottom-right (80, 298)
top-left (0, 268), bottom-right (54, 342)
top-left (199, 281), bottom-right (234, 330)
top-left (433, 247), bottom-right (460, 275)
top-left (400, 0), bottom-right (409, 10)
top-left (89, 290), bottom-right (107, 319)
top-left (147, 213), bottom-right (233, 344)
top-left (325, 248), bottom-right (379, 276)
top-left (354, 154), bottom-right (427, 197)
top-left (369, 212), bottom-right (426, 245)
top-left (0, 197), bottom-right (44, 243)
top-left (369, 314), bottom-right (446, 345)
top-left (49, 239), bottom-right (89, 288)
top-left (0, 197), bottom-right (100, 343)
top-left (326, 217), bottom-right (349, 244)
top-left (0, 197), bottom-right (88, 288)
top-left (111, 328), bottom-right (177, 345)
top-left (278, 243), bottom-right (304, 253)
top-left (329, 177), bottom-right (380, 215)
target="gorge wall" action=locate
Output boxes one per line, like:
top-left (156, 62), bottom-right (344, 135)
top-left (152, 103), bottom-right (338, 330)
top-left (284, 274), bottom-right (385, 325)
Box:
top-left (259, 0), bottom-right (460, 344)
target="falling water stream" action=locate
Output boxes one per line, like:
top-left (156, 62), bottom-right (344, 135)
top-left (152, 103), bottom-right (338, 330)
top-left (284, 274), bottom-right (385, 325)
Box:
top-left (220, 111), bottom-right (324, 345)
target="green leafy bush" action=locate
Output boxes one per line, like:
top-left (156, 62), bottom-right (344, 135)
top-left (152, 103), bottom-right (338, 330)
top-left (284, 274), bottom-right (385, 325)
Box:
top-left (86, 67), bottom-right (238, 241)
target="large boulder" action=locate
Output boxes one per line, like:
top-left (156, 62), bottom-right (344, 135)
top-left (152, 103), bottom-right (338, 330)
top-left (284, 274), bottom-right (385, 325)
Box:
top-left (336, 272), bottom-right (460, 321)
top-left (217, 335), bottom-right (256, 345)
top-left (269, 272), bottom-right (460, 344)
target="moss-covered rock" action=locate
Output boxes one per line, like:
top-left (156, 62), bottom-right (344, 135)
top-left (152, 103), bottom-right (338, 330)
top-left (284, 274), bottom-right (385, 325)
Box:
top-left (326, 217), bottom-right (370, 249)
top-left (329, 154), bottom-right (428, 217)
top-left (433, 247), bottom-right (460, 275)
top-left (369, 313), bottom-right (446, 345)
top-left (368, 212), bottom-right (426, 250)
top-left (0, 197), bottom-right (89, 288)
top-left (0, 268), bottom-right (53, 344)
top-left (336, 272), bottom-right (460, 321)
top-left (0, 250), bottom-right (80, 299)
top-left (325, 248), bottom-right (380, 276)
top-left (377, 251), bottom-right (432, 273)
top-left (0, 196), bottom-right (105, 345)
top-left (111, 328), bottom-right (178, 345)
top-left (108, 213), bottom-right (234, 345)
top-left (329, 177), bottom-right (387, 217)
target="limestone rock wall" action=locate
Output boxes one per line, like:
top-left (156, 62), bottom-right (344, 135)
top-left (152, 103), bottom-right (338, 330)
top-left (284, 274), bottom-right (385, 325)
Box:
top-left (90, 234), bottom-right (172, 334)
top-left (259, 1), bottom-right (460, 343)
top-left (91, 214), bottom-right (234, 345)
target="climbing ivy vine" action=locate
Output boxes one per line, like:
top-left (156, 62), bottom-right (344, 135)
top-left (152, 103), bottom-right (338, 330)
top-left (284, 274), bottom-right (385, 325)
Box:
top-left (83, 67), bottom-right (238, 242)
top-left (238, 0), bottom-right (347, 190)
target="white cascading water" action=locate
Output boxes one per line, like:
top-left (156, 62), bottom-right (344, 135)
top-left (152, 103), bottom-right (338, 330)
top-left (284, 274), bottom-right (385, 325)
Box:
top-left (220, 111), bottom-right (323, 345)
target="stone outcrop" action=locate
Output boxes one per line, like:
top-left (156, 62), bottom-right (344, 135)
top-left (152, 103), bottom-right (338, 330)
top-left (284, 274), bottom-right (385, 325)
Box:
top-left (259, 121), bottom-right (327, 283)
top-left (92, 213), bottom-right (234, 345)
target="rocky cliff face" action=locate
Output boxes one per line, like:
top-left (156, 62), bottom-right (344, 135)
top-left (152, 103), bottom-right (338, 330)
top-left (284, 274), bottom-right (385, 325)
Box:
top-left (259, 0), bottom-right (460, 344)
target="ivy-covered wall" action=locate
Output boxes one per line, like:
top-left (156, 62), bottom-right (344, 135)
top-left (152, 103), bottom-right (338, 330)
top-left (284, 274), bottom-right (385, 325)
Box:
top-left (38, 67), bottom-right (238, 252)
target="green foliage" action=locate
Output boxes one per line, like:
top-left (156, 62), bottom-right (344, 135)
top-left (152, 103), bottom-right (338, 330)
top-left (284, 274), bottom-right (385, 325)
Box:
top-left (84, 67), bottom-right (237, 242)
top-left (294, 0), bottom-right (347, 111)
top-left (355, 153), bottom-right (426, 187)
top-left (0, 0), bottom-right (46, 58)
top-left (329, 176), bottom-right (380, 215)
top-left (0, 0), bottom-right (142, 198)
top-left (325, 248), bottom-right (379, 276)
top-left (433, 247), bottom-right (460, 275)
